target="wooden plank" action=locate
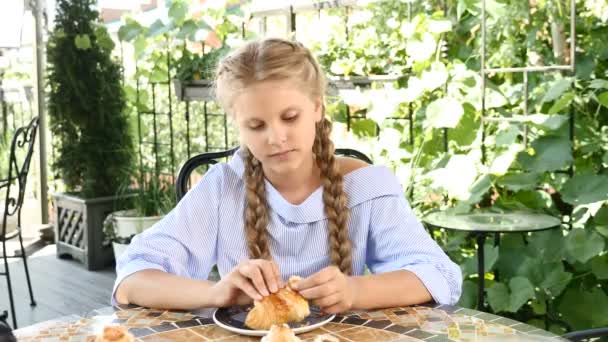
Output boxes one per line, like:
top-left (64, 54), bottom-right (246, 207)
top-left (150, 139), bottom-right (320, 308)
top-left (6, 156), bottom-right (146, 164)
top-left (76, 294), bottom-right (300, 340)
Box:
top-left (0, 244), bottom-right (116, 328)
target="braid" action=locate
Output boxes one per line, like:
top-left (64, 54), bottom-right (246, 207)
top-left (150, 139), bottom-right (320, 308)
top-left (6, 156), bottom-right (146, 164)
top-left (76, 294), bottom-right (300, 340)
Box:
top-left (243, 149), bottom-right (272, 260)
top-left (313, 118), bottom-right (353, 275)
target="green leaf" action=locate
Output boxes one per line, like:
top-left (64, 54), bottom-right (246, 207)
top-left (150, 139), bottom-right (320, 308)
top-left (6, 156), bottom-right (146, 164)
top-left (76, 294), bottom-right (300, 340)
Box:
top-left (559, 287), bottom-right (608, 329)
top-left (497, 172), bottom-right (540, 191)
top-left (487, 282), bottom-right (510, 313)
top-left (226, 5), bottom-right (244, 16)
top-left (118, 18), bottom-right (143, 42)
top-left (528, 114), bottom-right (569, 130)
top-left (177, 19), bottom-right (198, 40)
top-left (595, 206), bottom-right (608, 225)
top-left (351, 119), bottom-right (377, 138)
top-left (168, 1), bottom-right (189, 25)
top-left (507, 114), bottom-right (569, 130)
top-left (465, 174), bottom-right (492, 204)
top-left (591, 254), bottom-right (608, 280)
top-left (539, 262), bottom-right (572, 297)
top-left (426, 98), bottom-right (465, 129)
top-left (517, 136), bottom-right (572, 172)
top-left (457, 280), bottom-right (478, 308)
top-left (561, 174), bottom-right (608, 205)
top-left (490, 144), bottom-right (524, 176)
top-left (597, 226), bottom-right (608, 239)
top-left (548, 92), bottom-right (574, 114)
top-left (147, 19), bottom-right (172, 38)
top-left (542, 78), bottom-right (573, 103)
top-left (531, 295), bottom-right (547, 315)
top-left (513, 190), bottom-right (552, 210)
top-left (528, 229), bottom-right (565, 263)
top-left (496, 235), bottom-right (528, 278)
top-left (463, 243), bottom-right (499, 274)
top-left (74, 34), bottom-right (91, 50)
top-left (94, 26), bottom-right (115, 51)
top-left (508, 277), bottom-right (535, 312)
top-left (589, 79), bottom-right (608, 89)
top-left (449, 103), bottom-right (480, 147)
top-left (565, 229), bottom-right (605, 263)
top-left (133, 35), bottom-right (147, 58)
top-left (495, 125), bottom-right (520, 147)
top-left (420, 62), bottom-right (448, 92)
top-left (598, 92), bottom-right (608, 108)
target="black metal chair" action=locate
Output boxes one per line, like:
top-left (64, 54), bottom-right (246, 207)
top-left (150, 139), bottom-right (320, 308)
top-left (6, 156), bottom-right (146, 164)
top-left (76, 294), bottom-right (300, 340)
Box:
top-left (562, 327), bottom-right (608, 341)
top-left (176, 146), bottom-right (373, 202)
top-left (1, 116), bottom-right (38, 329)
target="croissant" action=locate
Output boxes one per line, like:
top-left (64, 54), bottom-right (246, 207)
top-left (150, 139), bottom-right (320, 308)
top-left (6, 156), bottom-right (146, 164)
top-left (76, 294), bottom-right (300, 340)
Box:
top-left (95, 326), bottom-right (135, 342)
top-left (245, 276), bottom-right (310, 330)
top-left (260, 324), bottom-right (302, 342)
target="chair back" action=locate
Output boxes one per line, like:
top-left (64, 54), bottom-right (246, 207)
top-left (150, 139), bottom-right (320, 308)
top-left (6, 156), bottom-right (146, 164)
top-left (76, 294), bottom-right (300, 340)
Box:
top-left (175, 147), bottom-right (373, 202)
top-left (1, 116), bottom-right (39, 238)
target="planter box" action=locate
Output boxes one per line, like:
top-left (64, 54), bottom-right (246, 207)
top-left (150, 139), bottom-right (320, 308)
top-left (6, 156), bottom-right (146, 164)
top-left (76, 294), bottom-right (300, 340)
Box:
top-left (112, 241), bottom-right (129, 260)
top-left (52, 192), bottom-right (132, 271)
top-left (112, 210), bottom-right (163, 237)
top-left (173, 79), bottom-right (214, 102)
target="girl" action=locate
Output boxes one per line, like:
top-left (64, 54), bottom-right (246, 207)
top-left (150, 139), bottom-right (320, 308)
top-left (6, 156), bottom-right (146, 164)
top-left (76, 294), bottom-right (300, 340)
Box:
top-left (113, 38), bottom-right (462, 313)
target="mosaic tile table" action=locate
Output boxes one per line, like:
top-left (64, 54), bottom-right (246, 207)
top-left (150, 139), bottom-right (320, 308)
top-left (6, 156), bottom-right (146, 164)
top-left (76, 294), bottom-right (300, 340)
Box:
top-left (14, 303), bottom-right (567, 341)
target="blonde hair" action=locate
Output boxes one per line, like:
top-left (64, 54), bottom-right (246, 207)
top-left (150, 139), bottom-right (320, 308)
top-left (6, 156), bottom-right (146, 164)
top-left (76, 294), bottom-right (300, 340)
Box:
top-left (215, 38), bottom-right (352, 275)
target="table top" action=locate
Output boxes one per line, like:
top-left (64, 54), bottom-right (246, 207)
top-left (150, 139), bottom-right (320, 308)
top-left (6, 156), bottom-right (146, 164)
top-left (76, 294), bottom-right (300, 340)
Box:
top-left (423, 211), bottom-right (562, 233)
top-left (14, 303), bottom-right (566, 341)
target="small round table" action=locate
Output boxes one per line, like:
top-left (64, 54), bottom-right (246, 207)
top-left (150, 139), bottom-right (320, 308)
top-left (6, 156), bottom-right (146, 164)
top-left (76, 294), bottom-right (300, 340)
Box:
top-left (423, 210), bottom-right (562, 311)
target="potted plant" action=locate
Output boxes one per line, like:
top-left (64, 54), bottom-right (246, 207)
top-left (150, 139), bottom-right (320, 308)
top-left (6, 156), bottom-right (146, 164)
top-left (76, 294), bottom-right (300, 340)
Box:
top-left (47, 0), bottom-right (135, 270)
top-left (103, 175), bottom-right (175, 260)
top-left (173, 44), bottom-right (230, 101)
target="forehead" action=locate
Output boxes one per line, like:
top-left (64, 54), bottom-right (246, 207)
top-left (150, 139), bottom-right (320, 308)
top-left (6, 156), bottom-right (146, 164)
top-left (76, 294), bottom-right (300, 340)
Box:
top-left (233, 80), bottom-right (312, 118)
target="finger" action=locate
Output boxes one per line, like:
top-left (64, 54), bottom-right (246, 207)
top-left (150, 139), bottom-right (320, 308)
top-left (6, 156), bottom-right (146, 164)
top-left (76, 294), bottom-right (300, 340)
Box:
top-left (270, 262), bottom-right (283, 289)
top-left (240, 263), bottom-right (270, 297)
top-left (294, 266), bottom-right (338, 291)
top-left (255, 260), bottom-right (279, 293)
top-left (232, 274), bottom-right (263, 301)
top-left (320, 301), bottom-right (347, 315)
top-left (298, 282), bottom-right (339, 300)
top-left (312, 292), bottom-right (342, 309)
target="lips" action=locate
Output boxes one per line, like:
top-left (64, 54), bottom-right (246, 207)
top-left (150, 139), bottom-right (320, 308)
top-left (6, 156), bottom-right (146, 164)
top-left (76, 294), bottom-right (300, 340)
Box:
top-left (269, 149), bottom-right (294, 158)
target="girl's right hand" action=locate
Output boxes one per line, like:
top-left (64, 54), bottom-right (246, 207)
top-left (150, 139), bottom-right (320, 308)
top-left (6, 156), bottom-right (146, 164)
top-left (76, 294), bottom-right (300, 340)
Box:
top-left (210, 259), bottom-right (283, 307)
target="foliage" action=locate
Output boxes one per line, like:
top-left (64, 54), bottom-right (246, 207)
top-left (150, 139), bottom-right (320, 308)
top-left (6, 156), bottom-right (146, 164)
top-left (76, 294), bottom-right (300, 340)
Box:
top-left (46, 0), bottom-right (134, 198)
top-left (175, 45), bottom-right (231, 81)
top-left (106, 0), bottom-right (244, 224)
top-left (308, 0), bottom-right (608, 334)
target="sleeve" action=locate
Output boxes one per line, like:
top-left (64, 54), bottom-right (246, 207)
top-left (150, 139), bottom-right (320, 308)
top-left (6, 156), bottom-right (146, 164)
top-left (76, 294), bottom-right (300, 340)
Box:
top-left (111, 164), bottom-right (224, 305)
top-left (366, 195), bottom-right (463, 305)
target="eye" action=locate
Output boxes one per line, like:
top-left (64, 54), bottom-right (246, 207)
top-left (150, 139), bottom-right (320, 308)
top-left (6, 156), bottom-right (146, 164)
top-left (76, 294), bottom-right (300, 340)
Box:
top-left (283, 114), bottom-right (298, 122)
top-left (247, 121), bottom-right (264, 130)
top-left (249, 123), bottom-right (264, 130)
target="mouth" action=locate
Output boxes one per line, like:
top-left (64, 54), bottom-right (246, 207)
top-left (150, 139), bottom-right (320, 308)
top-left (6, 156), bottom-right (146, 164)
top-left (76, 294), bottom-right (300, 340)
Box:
top-left (269, 149), bottom-right (295, 158)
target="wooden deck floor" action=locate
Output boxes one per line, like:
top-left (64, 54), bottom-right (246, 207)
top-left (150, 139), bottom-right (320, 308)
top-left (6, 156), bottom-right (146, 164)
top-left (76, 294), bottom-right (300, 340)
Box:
top-left (0, 244), bottom-right (116, 329)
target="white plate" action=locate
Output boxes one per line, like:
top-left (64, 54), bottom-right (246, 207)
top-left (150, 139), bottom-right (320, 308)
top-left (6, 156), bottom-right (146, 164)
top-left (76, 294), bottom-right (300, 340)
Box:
top-left (213, 305), bottom-right (336, 337)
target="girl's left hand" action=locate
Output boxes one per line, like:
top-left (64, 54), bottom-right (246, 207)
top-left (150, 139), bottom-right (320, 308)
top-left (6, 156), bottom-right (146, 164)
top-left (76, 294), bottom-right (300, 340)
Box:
top-left (291, 266), bottom-right (358, 314)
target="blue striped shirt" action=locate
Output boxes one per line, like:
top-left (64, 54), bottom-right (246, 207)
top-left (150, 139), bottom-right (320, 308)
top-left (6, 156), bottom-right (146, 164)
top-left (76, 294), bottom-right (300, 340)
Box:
top-left (112, 148), bottom-right (462, 305)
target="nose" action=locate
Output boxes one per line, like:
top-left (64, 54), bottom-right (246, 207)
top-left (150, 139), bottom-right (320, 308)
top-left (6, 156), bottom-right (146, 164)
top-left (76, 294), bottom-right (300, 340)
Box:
top-left (267, 122), bottom-right (287, 146)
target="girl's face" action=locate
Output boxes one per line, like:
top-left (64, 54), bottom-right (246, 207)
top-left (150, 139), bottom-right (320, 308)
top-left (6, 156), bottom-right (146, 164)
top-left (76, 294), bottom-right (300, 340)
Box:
top-left (232, 79), bottom-right (322, 177)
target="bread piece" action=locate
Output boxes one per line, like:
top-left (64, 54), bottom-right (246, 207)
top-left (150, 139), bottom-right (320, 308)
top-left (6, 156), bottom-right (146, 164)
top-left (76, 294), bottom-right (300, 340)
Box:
top-left (260, 324), bottom-right (301, 342)
top-left (245, 276), bottom-right (310, 330)
top-left (96, 326), bottom-right (135, 342)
